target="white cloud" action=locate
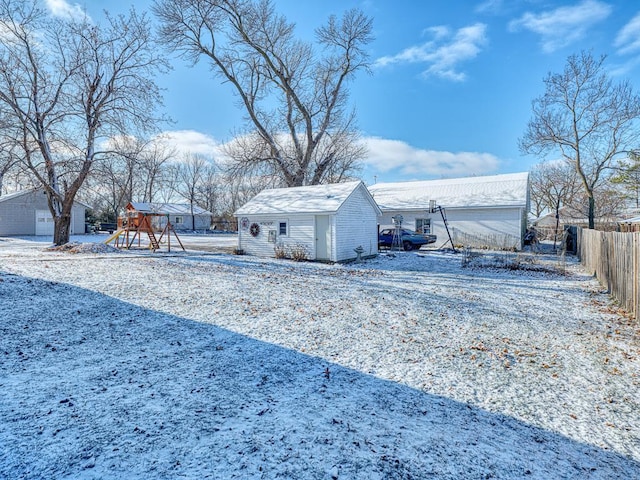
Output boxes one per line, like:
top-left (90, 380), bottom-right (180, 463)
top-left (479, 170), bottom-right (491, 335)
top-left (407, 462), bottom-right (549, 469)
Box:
top-left (44, 0), bottom-right (88, 21)
top-left (362, 137), bottom-right (501, 178)
top-left (475, 0), bottom-right (505, 15)
top-left (374, 23), bottom-right (487, 82)
top-left (0, 23), bottom-right (18, 44)
top-left (141, 131), bottom-right (502, 179)
top-left (509, 0), bottom-right (611, 53)
top-left (615, 13), bottom-right (640, 55)
top-left (152, 130), bottom-right (223, 160)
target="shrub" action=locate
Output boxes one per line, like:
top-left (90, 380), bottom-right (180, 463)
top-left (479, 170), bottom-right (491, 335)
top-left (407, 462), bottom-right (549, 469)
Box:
top-left (289, 243), bottom-right (309, 261)
top-left (274, 242), bottom-right (309, 261)
top-left (274, 242), bottom-right (287, 259)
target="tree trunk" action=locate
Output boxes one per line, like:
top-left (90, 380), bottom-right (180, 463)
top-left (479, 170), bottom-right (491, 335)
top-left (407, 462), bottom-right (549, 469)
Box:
top-left (553, 199), bottom-right (561, 250)
top-left (588, 195), bottom-right (595, 229)
top-left (53, 214), bottom-right (72, 245)
top-left (50, 189), bottom-right (81, 245)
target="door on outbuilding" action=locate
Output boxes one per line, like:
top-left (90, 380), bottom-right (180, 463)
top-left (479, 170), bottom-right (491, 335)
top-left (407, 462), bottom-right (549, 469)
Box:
top-left (35, 210), bottom-right (54, 236)
top-left (315, 215), bottom-right (331, 261)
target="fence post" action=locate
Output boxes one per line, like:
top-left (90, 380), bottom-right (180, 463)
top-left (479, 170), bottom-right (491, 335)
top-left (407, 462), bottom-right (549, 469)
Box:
top-left (635, 233), bottom-right (639, 320)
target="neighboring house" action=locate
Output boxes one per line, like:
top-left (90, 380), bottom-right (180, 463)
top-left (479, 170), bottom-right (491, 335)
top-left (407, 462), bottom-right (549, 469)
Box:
top-left (126, 202), bottom-right (213, 231)
top-left (533, 206), bottom-right (620, 237)
top-left (235, 181), bottom-right (382, 262)
top-left (0, 188), bottom-right (87, 236)
top-left (368, 172), bottom-right (530, 250)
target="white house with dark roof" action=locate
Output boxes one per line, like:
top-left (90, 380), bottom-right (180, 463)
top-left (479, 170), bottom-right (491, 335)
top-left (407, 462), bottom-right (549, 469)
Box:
top-left (368, 172), bottom-right (530, 249)
top-left (126, 202), bottom-right (213, 231)
top-left (235, 181), bottom-right (382, 262)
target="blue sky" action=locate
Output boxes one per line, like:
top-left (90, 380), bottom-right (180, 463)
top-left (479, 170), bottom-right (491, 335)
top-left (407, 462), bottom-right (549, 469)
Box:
top-left (50, 0), bottom-right (640, 184)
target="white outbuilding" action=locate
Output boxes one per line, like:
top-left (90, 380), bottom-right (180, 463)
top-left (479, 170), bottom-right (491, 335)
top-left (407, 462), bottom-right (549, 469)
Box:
top-left (368, 172), bottom-right (530, 250)
top-left (235, 181), bottom-right (382, 262)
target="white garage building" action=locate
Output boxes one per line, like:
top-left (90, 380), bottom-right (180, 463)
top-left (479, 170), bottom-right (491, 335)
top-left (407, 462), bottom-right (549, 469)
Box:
top-left (368, 172), bottom-right (530, 250)
top-left (235, 181), bottom-right (381, 262)
top-left (0, 188), bottom-right (87, 237)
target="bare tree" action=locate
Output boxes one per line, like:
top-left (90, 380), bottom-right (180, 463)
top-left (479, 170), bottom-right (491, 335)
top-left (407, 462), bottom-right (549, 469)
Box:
top-left (83, 135), bottom-right (176, 225)
top-left (222, 169), bottom-right (273, 215)
top-left (195, 163), bottom-right (221, 215)
top-left (520, 51), bottom-right (640, 229)
top-left (139, 138), bottom-right (176, 203)
top-left (571, 182), bottom-right (629, 223)
top-left (88, 137), bottom-right (142, 223)
top-left (153, 0), bottom-right (372, 187)
top-left (0, 135), bottom-right (20, 195)
top-left (530, 160), bottom-right (580, 247)
top-left (0, 1), bottom-right (167, 244)
top-left (172, 153), bottom-right (211, 230)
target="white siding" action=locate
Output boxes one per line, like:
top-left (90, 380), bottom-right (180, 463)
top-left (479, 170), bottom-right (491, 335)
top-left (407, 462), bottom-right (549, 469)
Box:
top-left (238, 215), bottom-right (315, 258)
top-left (335, 186), bottom-right (379, 261)
top-left (235, 181), bottom-right (381, 262)
top-left (445, 207), bottom-right (524, 248)
top-left (379, 206), bottom-right (525, 249)
top-left (288, 216), bottom-right (315, 259)
top-left (237, 189), bottom-right (380, 262)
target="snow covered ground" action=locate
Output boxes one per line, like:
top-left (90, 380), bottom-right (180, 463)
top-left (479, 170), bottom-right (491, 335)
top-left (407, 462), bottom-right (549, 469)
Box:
top-left (0, 235), bottom-right (639, 479)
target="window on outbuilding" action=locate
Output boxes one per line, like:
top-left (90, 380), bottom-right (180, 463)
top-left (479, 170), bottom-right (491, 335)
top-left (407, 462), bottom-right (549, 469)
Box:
top-left (279, 221), bottom-right (287, 235)
top-left (416, 218), bottom-right (431, 234)
top-left (175, 216), bottom-right (183, 224)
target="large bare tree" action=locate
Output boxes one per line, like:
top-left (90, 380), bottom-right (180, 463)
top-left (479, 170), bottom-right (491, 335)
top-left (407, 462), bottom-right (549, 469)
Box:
top-left (520, 51), bottom-right (640, 229)
top-left (153, 0), bottom-right (372, 187)
top-left (0, 0), bottom-right (167, 244)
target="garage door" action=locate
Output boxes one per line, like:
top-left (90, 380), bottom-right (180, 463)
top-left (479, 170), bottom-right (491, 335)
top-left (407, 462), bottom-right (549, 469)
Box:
top-left (35, 210), bottom-right (54, 236)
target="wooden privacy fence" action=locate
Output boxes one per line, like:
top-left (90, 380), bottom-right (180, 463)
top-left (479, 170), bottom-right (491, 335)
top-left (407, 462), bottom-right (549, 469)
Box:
top-left (577, 228), bottom-right (640, 321)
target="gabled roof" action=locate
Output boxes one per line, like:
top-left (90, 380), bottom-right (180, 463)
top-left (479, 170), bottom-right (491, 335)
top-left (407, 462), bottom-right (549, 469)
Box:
top-left (235, 181), bottom-right (381, 216)
top-left (0, 187), bottom-right (91, 209)
top-left (0, 189), bottom-right (36, 203)
top-left (127, 202), bottom-right (213, 216)
top-left (368, 172), bottom-right (529, 210)
top-left (621, 215), bottom-right (640, 224)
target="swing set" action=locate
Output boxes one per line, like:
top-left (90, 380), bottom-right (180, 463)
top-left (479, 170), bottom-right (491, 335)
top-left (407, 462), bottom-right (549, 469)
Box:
top-left (103, 203), bottom-right (185, 252)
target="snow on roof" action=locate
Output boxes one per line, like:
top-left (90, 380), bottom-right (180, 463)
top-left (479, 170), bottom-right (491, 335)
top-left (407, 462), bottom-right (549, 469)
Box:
top-left (0, 187), bottom-right (91, 209)
top-left (621, 215), bottom-right (640, 223)
top-left (128, 202), bottom-right (212, 216)
top-left (235, 180), bottom-right (376, 215)
top-left (0, 188), bottom-right (37, 203)
top-left (368, 172), bottom-right (529, 210)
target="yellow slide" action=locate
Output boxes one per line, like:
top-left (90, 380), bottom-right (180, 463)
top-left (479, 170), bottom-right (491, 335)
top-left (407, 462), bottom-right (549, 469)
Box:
top-left (103, 229), bottom-right (125, 244)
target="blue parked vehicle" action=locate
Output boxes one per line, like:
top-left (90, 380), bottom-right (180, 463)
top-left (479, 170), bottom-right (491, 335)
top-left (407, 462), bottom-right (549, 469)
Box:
top-left (378, 228), bottom-right (437, 251)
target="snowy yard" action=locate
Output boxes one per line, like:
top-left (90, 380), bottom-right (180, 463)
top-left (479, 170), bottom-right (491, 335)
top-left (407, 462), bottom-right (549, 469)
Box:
top-left (1, 235), bottom-right (639, 479)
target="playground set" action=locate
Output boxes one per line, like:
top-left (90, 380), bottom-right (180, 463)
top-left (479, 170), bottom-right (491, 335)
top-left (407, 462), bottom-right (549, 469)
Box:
top-left (103, 203), bottom-right (185, 252)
